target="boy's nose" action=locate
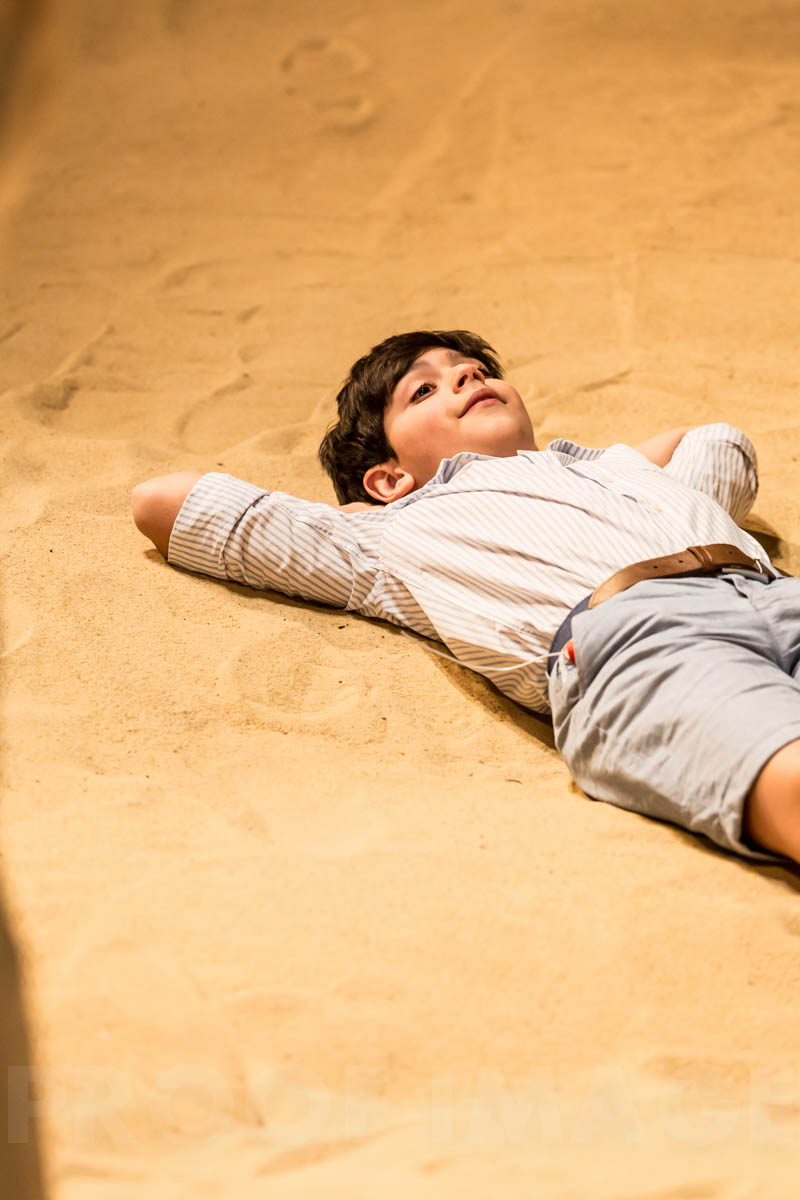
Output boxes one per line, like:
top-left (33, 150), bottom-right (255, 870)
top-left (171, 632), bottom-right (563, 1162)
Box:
top-left (452, 363), bottom-right (484, 390)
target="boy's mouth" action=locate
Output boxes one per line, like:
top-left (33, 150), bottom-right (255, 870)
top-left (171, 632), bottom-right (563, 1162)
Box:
top-left (460, 387), bottom-right (501, 416)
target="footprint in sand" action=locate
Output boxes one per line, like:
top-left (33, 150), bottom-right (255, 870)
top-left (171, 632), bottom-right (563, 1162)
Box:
top-left (281, 37), bottom-right (377, 132)
top-left (12, 326), bottom-right (159, 438)
top-left (174, 372), bottom-right (258, 453)
top-left (16, 377), bottom-right (78, 422)
top-left (0, 319), bottom-right (25, 345)
top-left (158, 258), bottom-right (221, 292)
top-left (152, 259), bottom-right (264, 312)
top-left (12, 323), bottom-right (137, 430)
top-left (235, 304), bottom-right (262, 325)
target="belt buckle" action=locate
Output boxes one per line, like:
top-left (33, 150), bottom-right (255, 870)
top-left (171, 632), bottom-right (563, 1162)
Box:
top-left (720, 561), bottom-right (768, 580)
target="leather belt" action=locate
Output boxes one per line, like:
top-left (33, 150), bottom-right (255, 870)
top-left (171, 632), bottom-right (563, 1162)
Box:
top-left (587, 543), bottom-right (767, 608)
top-left (547, 543), bottom-right (775, 677)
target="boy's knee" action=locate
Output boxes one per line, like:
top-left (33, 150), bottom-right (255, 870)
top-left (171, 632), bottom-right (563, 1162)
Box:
top-left (743, 738), bottom-right (800, 862)
top-left (753, 740), bottom-right (800, 800)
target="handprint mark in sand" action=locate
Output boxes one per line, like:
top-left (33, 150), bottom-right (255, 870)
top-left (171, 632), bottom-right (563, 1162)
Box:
top-left (218, 619), bottom-right (384, 744)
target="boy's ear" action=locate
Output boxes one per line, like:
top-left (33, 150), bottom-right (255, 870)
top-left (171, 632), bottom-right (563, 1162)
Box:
top-left (362, 459), bottom-right (417, 504)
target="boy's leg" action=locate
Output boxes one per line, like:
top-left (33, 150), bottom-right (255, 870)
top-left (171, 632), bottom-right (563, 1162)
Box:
top-left (743, 739), bottom-right (800, 861)
top-left (548, 575), bottom-right (800, 865)
top-left (740, 574), bottom-right (800, 860)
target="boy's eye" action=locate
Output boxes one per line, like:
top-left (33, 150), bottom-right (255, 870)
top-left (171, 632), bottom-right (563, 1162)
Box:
top-left (411, 382), bottom-right (434, 402)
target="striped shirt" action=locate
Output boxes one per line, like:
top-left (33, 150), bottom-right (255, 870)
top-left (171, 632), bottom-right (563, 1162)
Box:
top-left (168, 423), bottom-right (772, 714)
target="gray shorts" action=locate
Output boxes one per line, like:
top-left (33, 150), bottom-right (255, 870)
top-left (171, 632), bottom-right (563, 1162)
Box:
top-left (547, 571), bottom-right (800, 863)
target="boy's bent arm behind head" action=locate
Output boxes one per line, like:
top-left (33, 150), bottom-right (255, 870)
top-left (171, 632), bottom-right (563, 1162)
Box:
top-left (133, 470), bottom-right (372, 612)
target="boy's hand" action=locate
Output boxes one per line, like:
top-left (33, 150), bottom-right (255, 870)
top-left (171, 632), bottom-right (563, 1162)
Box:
top-left (631, 427), bottom-right (694, 468)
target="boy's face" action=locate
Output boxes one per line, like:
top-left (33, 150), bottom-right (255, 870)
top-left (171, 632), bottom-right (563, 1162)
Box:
top-left (366, 347), bottom-right (536, 501)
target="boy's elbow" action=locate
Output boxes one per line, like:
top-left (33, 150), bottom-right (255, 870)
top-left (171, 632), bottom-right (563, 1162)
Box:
top-left (130, 479), bottom-right (155, 529)
top-left (131, 471), bottom-right (203, 559)
top-left (131, 479), bottom-right (170, 558)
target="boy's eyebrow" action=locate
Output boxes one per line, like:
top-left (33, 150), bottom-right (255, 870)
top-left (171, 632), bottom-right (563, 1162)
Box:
top-left (405, 349), bottom-right (462, 375)
top-left (398, 349), bottom-right (482, 387)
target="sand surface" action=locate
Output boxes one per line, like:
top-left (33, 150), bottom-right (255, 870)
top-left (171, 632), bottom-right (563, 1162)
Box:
top-left (2, 0), bottom-right (800, 1195)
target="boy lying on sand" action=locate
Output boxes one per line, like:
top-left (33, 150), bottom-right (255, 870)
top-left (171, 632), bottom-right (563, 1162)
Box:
top-left (132, 330), bottom-right (800, 867)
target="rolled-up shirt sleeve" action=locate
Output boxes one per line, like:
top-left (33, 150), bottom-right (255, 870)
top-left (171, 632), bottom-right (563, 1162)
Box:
top-left (167, 472), bottom-right (375, 609)
top-left (663, 423), bottom-right (759, 524)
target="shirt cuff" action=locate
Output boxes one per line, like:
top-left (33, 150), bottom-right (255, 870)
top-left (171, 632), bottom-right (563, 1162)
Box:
top-left (167, 472), bottom-right (268, 579)
top-left (677, 422), bottom-right (757, 463)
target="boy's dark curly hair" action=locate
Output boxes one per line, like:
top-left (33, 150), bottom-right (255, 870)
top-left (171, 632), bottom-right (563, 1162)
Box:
top-left (318, 329), bottom-right (504, 504)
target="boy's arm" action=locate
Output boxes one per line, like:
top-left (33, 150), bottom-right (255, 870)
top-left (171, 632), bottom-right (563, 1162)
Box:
top-left (630, 427), bottom-right (694, 467)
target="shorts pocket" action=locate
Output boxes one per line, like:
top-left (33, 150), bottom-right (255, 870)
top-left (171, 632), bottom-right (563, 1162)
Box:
top-left (569, 607), bottom-right (611, 698)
